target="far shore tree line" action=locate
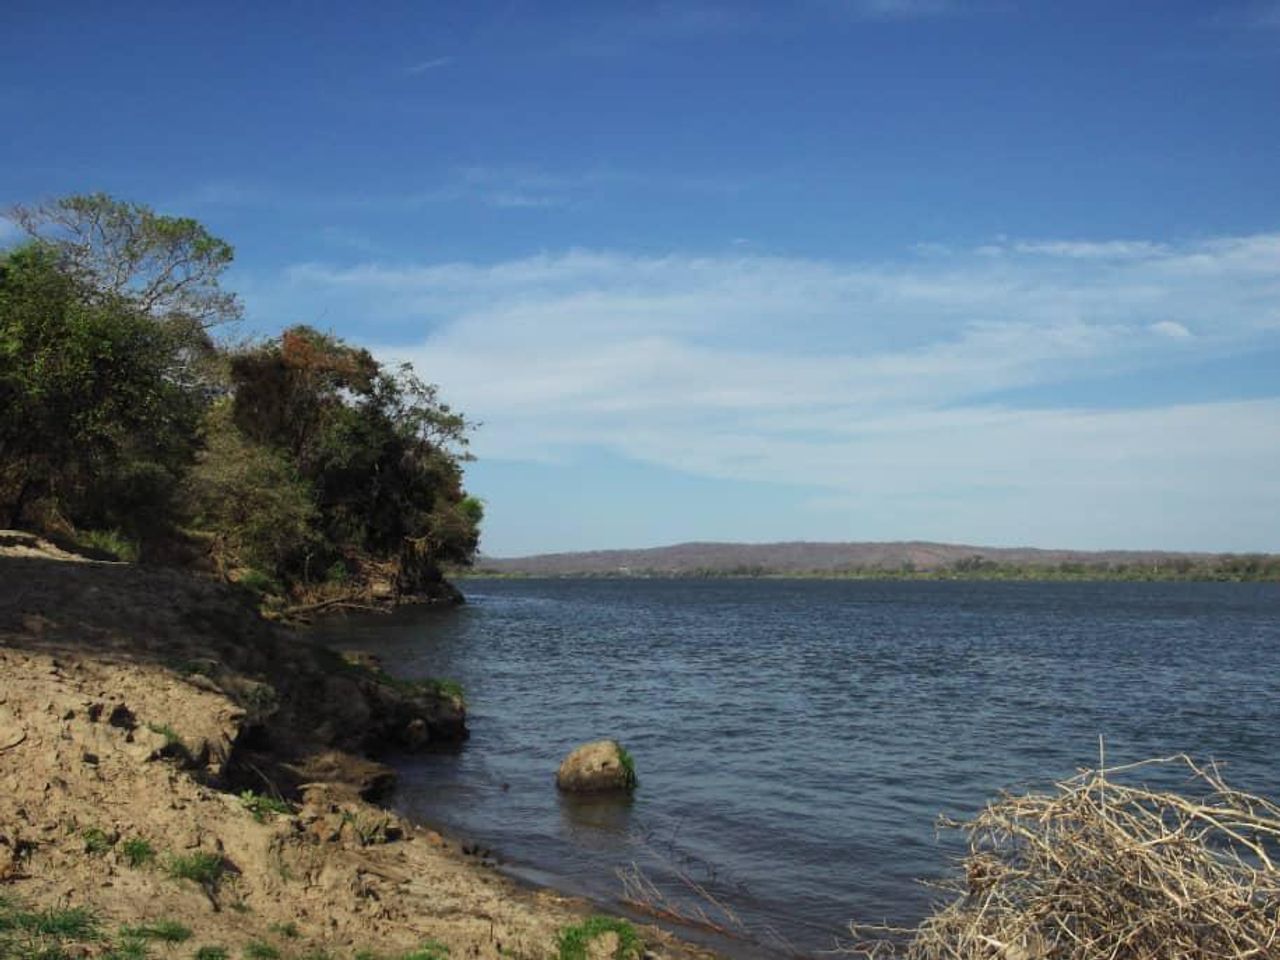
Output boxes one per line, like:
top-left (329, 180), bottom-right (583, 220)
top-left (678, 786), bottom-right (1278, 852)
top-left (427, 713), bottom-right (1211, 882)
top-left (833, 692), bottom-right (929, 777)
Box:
top-left (473, 552), bottom-right (1280, 583)
top-left (0, 193), bottom-right (482, 604)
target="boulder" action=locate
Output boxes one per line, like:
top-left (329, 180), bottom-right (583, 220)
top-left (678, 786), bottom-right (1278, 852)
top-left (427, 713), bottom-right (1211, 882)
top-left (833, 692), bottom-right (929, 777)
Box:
top-left (555, 739), bottom-right (636, 794)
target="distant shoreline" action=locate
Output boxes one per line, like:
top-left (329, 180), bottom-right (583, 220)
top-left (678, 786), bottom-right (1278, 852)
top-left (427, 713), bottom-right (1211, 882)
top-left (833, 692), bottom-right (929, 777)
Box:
top-left (460, 568), bottom-right (1278, 583)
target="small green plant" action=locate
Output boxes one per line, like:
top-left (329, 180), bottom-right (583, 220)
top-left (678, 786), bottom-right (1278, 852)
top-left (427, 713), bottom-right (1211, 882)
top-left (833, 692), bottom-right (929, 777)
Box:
top-left (400, 942), bottom-right (450, 960)
top-left (266, 922), bottom-right (298, 940)
top-left (194, 947), bottom-right (230, 960)
top-left (236, 569), bottom-right (280, 597)
top-left (324, 560), bottom-right (349, 585)
top-left (242, 941), bottom-right (280, 960)
top-left (239, 791), bottom-right (292, 823)
top-left (25, 907), bottom-right (101, 940)
top-left (147, 722), bottom-right (183, 748)
top-left (555, 917), bottom-right (641, 960)
top-left (75, 529), bottom-right (140, 563)
top-left (122, 838), bottom-right (156, 868)
top-left (82, 827), bottom-right (114, 855)
top-left (425, 678), bottom-right (464, 700)
top-left (120, 921), bottom-right (192, 944)
top-left (103, 937), bottom-right (150, 960)
top-left (616, 746), bottom-right (637, 789)
top-left (165, 852), bottom-right (224, 888)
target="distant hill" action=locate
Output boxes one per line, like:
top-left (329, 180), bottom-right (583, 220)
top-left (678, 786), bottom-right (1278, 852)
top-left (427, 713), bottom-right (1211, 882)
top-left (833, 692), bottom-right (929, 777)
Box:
top-left (471, 540), bottom-right (1279, 580)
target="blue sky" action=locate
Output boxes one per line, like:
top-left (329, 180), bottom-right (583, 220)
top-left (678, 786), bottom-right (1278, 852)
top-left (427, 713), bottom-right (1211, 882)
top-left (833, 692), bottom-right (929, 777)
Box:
top-left (4, 1), bottom-right (1279, 556)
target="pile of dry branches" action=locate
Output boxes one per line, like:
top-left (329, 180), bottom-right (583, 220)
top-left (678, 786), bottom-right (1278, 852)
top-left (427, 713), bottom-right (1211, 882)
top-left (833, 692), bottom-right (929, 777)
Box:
top-left (849, 755), bottom-right (1280, 960)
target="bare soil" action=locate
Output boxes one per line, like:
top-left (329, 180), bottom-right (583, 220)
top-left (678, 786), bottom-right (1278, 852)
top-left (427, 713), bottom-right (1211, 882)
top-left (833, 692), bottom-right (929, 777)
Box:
top-left (0, 532), bottom-right (710, 960)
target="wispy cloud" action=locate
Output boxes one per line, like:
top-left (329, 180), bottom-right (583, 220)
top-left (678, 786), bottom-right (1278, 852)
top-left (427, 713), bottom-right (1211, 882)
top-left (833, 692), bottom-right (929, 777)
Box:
top-left (832, 0), bottom-right (961, 20)
top-left (244, 231), bottom-right (1280, 548)
top-left (247, 233), bottom-right (1277, 547)
top-left (405, 56), bottom-right (454, 74)
top-left (1149, 320), bottom-right (1194, 340)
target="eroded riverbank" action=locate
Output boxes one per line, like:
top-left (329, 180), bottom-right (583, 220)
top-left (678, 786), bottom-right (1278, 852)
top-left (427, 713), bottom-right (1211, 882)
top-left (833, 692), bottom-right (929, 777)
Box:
top-left (0, 536), bottom-right (714, 960)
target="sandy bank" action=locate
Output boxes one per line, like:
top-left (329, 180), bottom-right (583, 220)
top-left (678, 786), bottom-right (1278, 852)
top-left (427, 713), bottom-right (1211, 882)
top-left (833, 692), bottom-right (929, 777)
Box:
top-left (0, 532), bottom-right (712, 960)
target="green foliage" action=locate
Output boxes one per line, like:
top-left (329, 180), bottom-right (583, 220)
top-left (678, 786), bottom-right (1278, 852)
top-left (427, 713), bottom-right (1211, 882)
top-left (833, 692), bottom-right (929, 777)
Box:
top-left (241, 942), bottom-right (279, 960)
top-left (352, 943), bottom-right (449, 960)
top-left (400, 942), bottom-right (450, 960)
top-left (186, 402), bottom-right (322, 583)
top-left (147, 723), bottom-right (182, 748)
top-left (102, 939), bottom-right (149, 960)
top-left (2, 192), bottom-right (480, 597)
top-left (119, 921), bottom-right (191, 944)
top-left (219, 326), bottom-right (480, 590)
top-left (164, 852), bottom-right (224, 887)
top-left (72, 529), bottom-right (140, 562)
top-left (616, 746), bottom-right (637, 789)
top-left (555, 917), bottom-right (641, 960)
top-left (0, 906), bottom-right (99, 941)
top-left (194, 948), bottom-right (229, 960)
top-left (121, 838), bottom-right (156, 868)
top-left (0, 244), bottom-right (203, 534)
top-left (239, 791), bottom-right (292, 823)
top-left (82, 828), bottom-right (114, 855)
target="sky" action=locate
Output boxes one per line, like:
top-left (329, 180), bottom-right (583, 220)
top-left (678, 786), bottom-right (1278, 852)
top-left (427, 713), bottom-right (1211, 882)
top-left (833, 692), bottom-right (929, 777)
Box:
top-left (3, 1), bottom-right (1279, 556)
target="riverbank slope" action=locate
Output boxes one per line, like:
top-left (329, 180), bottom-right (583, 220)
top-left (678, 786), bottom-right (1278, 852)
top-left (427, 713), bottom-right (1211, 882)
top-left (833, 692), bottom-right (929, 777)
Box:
top-left (0, 532), bottom-right (706, 960)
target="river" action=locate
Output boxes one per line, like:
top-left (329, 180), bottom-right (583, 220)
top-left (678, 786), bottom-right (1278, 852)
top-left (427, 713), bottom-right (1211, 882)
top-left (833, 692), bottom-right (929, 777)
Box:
top-left (315, 578), bottom-right (1280, 956)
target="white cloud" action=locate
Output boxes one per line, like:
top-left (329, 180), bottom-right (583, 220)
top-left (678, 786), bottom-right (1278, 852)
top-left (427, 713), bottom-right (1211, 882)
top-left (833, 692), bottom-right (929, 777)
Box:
top-left (405, 56), bottom-right (453, 74)
top-left (246, 231), bottom-right (1280, 548)
top-left (1149, 320), bottom-right (1193, 340)
top-left (841, 0), bottom-right (958, 19)
top-left (1008, 239), bottom-right (1170, 260)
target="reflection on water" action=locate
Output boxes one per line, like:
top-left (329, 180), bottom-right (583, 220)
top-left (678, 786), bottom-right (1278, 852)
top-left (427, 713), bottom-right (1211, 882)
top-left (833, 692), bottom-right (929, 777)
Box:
top-left (316, 579), bottom-right (1280, 957)
top-left (558, 793), bottom-right (636, 842)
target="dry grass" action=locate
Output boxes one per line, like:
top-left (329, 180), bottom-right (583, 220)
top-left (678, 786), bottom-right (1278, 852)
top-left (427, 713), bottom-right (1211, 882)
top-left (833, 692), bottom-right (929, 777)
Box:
top-left (847, 754), bottom-right (1280, 960)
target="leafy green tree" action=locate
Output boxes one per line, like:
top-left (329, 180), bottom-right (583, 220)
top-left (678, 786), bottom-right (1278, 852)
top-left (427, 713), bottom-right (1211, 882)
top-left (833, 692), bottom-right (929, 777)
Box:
top-left (216, 326), bottom-right (481, 592)
top-left (186, 402), bottom-right (322, 579)
top-left (0, 243), bottom-right (202, 532)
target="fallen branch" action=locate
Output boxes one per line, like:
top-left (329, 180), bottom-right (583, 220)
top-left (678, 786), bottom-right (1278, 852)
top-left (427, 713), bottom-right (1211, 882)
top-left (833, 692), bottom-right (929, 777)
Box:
top-left (845, 754), bottom-right (1280, 960)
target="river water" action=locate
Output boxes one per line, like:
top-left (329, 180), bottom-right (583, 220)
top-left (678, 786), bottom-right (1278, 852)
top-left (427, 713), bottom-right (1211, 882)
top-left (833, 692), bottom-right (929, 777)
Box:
top-left (315, 578), bottom-right (1280, 956)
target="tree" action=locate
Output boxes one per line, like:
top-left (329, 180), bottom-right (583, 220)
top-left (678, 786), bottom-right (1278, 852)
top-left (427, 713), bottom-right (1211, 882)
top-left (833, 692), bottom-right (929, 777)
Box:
top-left (0, 243), bottom-right (202, 532)
top-left (9, 193), bottom-right (240, 329)
top-left (213, 326), bottom-right (481, 591)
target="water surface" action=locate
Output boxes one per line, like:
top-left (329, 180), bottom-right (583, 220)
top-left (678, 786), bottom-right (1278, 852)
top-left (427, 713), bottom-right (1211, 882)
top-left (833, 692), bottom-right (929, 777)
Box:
top-left (317, 579), bottom-right (1280, 956)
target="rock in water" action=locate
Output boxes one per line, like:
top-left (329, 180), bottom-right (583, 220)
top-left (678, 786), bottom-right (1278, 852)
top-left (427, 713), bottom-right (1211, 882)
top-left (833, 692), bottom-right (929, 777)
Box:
top-left (555, 739), bottom-right (637, 794)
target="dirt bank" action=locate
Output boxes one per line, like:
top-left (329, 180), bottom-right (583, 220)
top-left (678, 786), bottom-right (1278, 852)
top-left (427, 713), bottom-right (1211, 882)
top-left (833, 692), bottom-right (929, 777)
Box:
top-left (0, 532), bottom-right (710, 960)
